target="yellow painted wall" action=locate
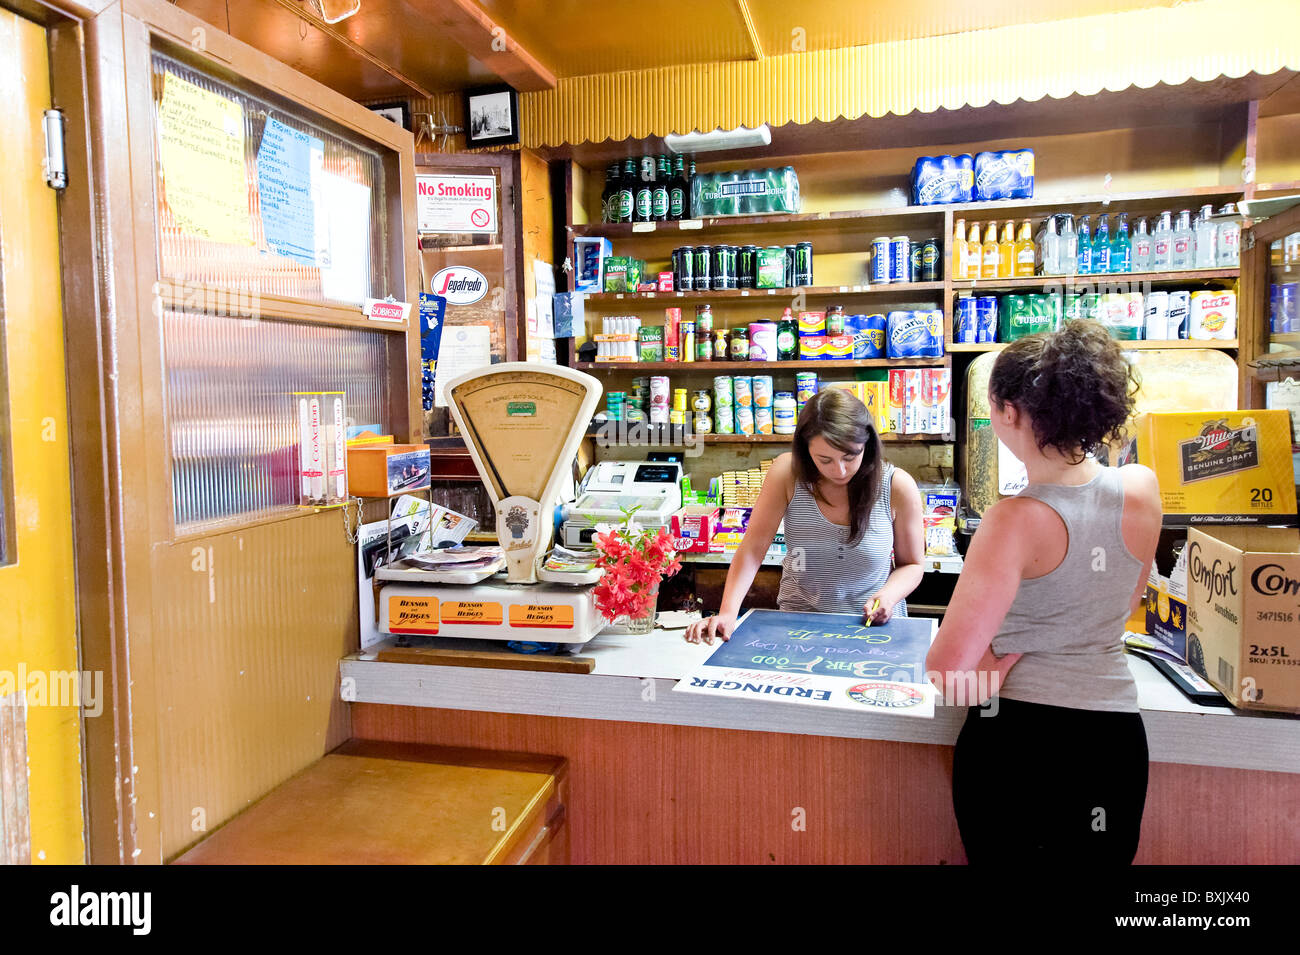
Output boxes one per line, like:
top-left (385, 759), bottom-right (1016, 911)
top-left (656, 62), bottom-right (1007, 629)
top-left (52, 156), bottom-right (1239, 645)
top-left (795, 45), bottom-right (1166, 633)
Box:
top-left (0, 8), bottom-right (85, 865)
top-left (521, 0), bottom-right (1300, 148)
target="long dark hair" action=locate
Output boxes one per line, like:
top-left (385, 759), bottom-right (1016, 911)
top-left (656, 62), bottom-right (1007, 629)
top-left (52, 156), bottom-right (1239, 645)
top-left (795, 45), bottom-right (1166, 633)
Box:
top-left (791, 388), bottom-right (884, 544)
top-left (989, 320), bottom-right (1138, 463)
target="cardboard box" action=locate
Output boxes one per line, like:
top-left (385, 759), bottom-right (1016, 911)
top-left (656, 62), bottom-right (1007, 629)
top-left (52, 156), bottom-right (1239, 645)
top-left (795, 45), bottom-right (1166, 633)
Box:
top-left (1144, 530), bottom-right (1189, 660)
top-left (574, 237), bottom-right (612, 292)
top-left (347, 444), bottom-right (431, 498)
top-left (671, 505), bottom-right (721, 554)
top-left (1131, 410), bottom-right (1298, 524)
top-left (710, 506), bottom-right (752, 552)
top-left (1185, 526), bottom-right (1300, 712)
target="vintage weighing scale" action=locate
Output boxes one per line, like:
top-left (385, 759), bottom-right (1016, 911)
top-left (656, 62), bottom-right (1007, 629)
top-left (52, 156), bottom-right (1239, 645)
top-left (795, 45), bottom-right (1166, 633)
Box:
top-left (376, 363), bottom-right (607, 648)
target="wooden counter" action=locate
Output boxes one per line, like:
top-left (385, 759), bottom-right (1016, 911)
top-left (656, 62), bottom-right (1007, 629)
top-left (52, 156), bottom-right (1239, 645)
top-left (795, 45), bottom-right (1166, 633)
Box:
top-left (341, 624), bottom-right (1300, 864)
top-left (173, 740), bottom-right (568, 865)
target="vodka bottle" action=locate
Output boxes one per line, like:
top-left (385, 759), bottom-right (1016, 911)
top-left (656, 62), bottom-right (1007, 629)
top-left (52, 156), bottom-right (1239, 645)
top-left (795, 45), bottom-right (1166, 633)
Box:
top-left (1172, 209), bottom-right (1195, 270)
top-left (1194, 204), bottom-right (1217, 269)
top-left (1094, 213), bottom-right (1112, 274)
top-left (1216, 204), bottom-right (1241, 266)
top-left (1132, 217), bottom-right (1152, 272)
top-left (1153, 211), bottom-right (1174, 271)
top-left (1112, 213), bottom-right (1132, 273)
top-left (1077, 215), bottom-right (1093, 275)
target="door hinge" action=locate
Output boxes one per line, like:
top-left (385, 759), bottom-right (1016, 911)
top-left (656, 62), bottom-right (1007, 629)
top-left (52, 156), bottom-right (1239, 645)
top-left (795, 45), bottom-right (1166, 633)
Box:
top-left (42, 109), bottom-right (67, 190)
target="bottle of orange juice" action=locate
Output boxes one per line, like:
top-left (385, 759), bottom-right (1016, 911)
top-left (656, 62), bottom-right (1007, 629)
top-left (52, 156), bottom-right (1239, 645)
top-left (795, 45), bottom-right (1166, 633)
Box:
top-left (1014, 220), bottom-right (1036, 277)
top-left (967, 223), bottom-right (983, 280)
top-left (953, 218), bottom-right (967, 279)
top-left (998, 221), bottom-right (1016, 278)
top-left (981, 222), bottom-right (1000, 279)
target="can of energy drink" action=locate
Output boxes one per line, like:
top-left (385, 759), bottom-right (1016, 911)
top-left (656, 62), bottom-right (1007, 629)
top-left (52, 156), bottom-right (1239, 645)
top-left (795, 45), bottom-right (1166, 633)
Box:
top-left (674, 247), bottom-right (694, 291)
top-left (693, 246), bottom-right (711, 291)
top-left (794, 242), bottom-right (813, 286)
top-left (739, 245), bottom-right (758, 289)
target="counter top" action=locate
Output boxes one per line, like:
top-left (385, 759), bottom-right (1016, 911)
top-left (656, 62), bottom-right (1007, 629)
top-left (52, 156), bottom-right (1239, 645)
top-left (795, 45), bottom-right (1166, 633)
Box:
top-left (341, 618), bottom-right (1299, 776)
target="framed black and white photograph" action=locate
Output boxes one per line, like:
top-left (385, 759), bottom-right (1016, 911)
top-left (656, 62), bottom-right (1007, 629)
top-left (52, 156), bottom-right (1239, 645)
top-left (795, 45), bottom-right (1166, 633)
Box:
top-left (367, 101), bottom-right (410, 131)
top-left (464, 85), bottom-right (519, 148)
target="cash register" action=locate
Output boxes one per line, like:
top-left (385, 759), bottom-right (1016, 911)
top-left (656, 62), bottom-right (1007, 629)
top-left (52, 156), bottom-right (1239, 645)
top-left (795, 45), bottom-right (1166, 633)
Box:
top-left (560, 459), bottom-right (684, 548)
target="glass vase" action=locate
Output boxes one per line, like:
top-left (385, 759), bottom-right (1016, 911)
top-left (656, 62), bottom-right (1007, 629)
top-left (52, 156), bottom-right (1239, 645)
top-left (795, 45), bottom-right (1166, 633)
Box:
top-left (617, 581), bottom-right (659, 635)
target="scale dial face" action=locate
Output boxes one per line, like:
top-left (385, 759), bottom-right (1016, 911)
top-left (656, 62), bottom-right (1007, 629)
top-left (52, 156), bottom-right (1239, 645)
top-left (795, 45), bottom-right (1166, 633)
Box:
top-left (449, 370), bottom-right (593, 503)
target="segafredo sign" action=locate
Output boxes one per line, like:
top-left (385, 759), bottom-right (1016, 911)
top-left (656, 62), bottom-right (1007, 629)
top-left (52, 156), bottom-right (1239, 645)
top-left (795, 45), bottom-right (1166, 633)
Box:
top-left (431, 266), bottom-right (489, 306)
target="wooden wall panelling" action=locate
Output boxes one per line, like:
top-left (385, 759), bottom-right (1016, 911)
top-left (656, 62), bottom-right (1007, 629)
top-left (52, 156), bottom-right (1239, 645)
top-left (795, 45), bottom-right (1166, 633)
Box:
top-left (153, 511), bottom-right (357, 860)
top-left (351, 704), bottom-right (1300, 864)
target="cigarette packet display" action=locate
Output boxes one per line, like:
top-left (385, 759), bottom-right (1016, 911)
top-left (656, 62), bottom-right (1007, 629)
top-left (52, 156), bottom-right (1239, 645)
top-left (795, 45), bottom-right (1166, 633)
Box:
top-left (295, 391), bottom-right (347, 506)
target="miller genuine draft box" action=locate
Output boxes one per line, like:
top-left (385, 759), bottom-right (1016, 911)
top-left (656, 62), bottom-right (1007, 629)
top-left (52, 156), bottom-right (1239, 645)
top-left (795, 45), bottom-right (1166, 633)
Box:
top-left (1131, 410), bottom-right (1297, 524)
top-left (1185, 526), bottom-right (1300, 713)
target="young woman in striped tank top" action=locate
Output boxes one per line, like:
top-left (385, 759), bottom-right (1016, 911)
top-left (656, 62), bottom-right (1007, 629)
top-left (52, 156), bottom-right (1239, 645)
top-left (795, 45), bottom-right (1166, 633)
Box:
top-left (685, 388), bottom-right (924, 645)
top-left (926, 321), bottom-right (1163, 864)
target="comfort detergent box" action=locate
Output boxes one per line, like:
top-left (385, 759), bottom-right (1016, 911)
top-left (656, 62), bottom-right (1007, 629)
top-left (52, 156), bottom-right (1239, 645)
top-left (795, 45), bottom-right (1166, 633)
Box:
top-left (1185, 526), bottom-right (1300, 713)
top-left (1132, 411), bottom-right (1297, 524)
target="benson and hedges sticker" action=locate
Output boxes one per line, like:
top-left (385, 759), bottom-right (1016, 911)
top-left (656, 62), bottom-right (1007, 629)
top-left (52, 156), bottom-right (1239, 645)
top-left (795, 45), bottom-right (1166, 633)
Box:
top-left (846, 682), bottom-right (925, 709)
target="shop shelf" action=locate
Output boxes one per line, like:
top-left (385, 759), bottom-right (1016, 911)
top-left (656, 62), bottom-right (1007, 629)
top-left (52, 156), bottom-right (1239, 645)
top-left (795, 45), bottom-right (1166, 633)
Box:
top-left (948, 340), bottom-right (1238, 352)
top-left (587, 428), bottom-right (952, 444)
top-left (581, 282), bottom-right (944, 304)
top-left (951, 268), bottom-right (1238, 294)
top-left (577, 358), bottom-right (947, 371)
top-left (567, 186), bottom-right (1245, 243)
top-left (568, 204), bottom-right (945, 240)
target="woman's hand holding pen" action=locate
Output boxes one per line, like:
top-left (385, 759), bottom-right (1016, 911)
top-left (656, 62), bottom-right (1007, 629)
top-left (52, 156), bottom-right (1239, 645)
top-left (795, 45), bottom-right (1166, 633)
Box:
top-left (863, 595), bottom-right (892, 626)
top-left (685, 612), bottom-right (736, 645)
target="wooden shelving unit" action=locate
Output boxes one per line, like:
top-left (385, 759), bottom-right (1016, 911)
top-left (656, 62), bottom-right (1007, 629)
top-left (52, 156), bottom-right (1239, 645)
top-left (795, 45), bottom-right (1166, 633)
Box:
top-left (579, 357), bottom-right (944, 371)
top-left (949, 339), bottom-right (1239, 352)
top-left (582, 281), bottom-right (944, 302)
top-left (588, 429), bottom-right (952, 444)
top-left (950, 268), bottom-right (1239, 294)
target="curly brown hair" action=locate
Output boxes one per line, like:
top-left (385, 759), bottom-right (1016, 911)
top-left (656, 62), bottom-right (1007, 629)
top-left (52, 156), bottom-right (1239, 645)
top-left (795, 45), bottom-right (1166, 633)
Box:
top-left (791, 388), bottom-right (884, 545)
top-left (989, 320), bottom-right (1138, 463)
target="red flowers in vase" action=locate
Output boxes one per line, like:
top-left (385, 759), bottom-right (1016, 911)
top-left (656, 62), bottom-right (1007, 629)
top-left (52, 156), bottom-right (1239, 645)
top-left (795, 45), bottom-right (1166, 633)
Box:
top-left (591, 508), bottom-right (682, 623)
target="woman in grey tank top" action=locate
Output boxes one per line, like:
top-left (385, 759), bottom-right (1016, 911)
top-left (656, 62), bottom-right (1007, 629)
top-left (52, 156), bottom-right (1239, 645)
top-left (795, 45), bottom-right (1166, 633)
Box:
top-left (685, 389), bottom-right (924, 645)
top-left (926, 321), bottom-right (1162, 864)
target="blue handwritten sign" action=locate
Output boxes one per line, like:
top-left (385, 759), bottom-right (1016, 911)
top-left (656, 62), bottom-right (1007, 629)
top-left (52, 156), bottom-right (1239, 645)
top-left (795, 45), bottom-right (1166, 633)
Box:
top-left (256, 117), bottom-right (322, 266)
top-left (702, 609), bottom-right (933, 683)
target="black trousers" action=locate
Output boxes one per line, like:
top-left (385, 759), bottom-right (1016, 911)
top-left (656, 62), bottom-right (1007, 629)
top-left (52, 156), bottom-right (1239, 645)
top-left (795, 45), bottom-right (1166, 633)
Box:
top-left (952, 697), bottom-right (1149, 865)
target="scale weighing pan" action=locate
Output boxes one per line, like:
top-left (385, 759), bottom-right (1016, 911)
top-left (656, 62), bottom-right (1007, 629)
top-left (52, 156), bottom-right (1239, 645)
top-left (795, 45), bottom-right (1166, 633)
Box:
top-left (445, 363), bottom-right (602, 583)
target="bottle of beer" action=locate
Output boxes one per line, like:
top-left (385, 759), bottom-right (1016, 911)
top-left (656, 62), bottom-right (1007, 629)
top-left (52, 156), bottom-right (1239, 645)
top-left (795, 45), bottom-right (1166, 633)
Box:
top-left (687, 156), bottom-right (697, 218)
top-left (668, 155), bottom-right (688, 221)
top-left (616, 158), bottom-right (636, 223)
top-left (652, 155), bottom-right (671, 222)
top-left (601, 162), bottom-right (619, 223)
top-left (634, 155), bottom-right (654, 223)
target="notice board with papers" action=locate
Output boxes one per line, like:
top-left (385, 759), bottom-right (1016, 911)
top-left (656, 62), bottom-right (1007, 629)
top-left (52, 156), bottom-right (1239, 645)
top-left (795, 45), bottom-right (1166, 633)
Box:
top-left (150, 51), bottom-right (389, 307)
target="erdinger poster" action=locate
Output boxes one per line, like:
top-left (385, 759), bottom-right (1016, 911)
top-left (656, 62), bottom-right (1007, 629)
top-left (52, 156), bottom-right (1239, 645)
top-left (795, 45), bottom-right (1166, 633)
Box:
top-left (674, 609), bottom-right (938, 718)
